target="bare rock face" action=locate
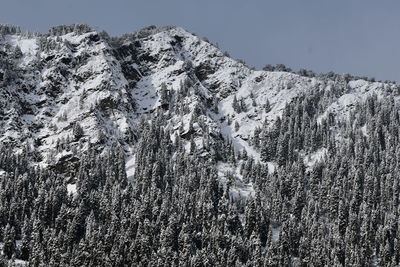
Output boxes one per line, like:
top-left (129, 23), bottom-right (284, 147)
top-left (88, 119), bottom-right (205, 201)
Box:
top-left (0, 23), bottom-right (397, 176)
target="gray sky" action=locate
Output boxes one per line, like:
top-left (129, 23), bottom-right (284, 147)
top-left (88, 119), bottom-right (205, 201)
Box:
top-left (1, 0), bottom-right (399, 82)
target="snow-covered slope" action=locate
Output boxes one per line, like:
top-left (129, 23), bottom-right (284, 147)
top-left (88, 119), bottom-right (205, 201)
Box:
top-left (0, 24), bottom-right (397, 181)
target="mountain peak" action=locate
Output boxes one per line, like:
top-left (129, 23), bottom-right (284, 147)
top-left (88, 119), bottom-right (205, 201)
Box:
top-left (0, 24), bottom-right (397, 177)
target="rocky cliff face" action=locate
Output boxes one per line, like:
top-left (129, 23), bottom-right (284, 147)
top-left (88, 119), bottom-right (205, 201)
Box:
top-left (0, 24), bottom-right (398, 181)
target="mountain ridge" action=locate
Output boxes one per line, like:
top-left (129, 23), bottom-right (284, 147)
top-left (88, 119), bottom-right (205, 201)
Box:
top-left (0, 23), bottom-right (398, 179)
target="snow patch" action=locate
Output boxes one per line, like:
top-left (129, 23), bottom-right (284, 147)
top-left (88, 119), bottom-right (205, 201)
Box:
top-left (271, 226), bottom-right (281, 242)
top-left (303, 148), bottom-right (327, 168)
top-left (360, 125), bottom-right (368, 137)
top-left (318, 80), bottom-right (388, 124)
top-left (67, 184), bottom-right (77, 195)
top-left (5, 35), bottom-right (38, 66)
top-left (126, 149), bottom-right (136, 181)
top-left (217, 162), bottom-right (255, 201)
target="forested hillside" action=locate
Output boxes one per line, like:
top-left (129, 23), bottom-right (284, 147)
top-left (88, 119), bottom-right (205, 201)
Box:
top-left (0, 24), bottom-right (399, 266)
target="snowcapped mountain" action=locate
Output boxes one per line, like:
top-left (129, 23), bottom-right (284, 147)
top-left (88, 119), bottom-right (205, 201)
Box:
top-left (0, 23), bottom-right (398, 179)
top-left (2, 24), bottom-right (400, 266)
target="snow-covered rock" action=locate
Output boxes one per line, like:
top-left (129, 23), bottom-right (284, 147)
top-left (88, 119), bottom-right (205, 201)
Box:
top-left (0, 24), bottom-right (397, 179)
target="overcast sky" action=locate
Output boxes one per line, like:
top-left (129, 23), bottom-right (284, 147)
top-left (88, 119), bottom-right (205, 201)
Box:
top-left (1, 0), bottom-right (399, 82)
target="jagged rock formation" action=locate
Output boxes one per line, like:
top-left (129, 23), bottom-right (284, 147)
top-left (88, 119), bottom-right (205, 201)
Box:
top-left (1, 24), bottom-right (398, 180)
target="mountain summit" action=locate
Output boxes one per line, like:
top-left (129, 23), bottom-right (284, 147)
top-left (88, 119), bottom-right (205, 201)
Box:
top-left (1, 24), bottom-right (395, 176)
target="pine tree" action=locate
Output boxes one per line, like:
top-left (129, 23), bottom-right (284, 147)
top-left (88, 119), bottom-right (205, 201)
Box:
top-left (72, 122), bottom-right (84, 140)
top-left (264, 99), bottom-right (271, 113)
top-left (2, 224), bottom-right (16, 259)
top-left (234, 121), bottom-right (240, 132)
top-left (232, 95), bottom-right (240, 113)
top-left (12, 45), bottom-right (23, 59)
